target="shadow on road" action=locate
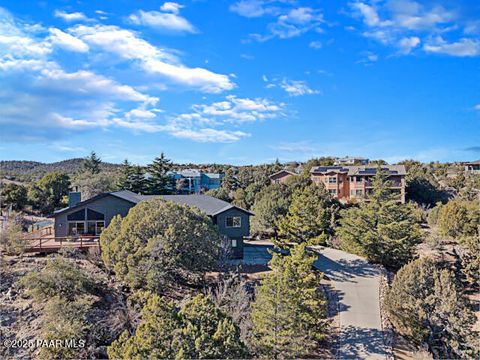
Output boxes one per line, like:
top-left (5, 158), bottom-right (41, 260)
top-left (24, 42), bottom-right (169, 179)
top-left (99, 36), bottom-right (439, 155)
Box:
top-left (340, 325), bottom-right (387, 359)
top-left (315, 254), bottom-right (379, 283)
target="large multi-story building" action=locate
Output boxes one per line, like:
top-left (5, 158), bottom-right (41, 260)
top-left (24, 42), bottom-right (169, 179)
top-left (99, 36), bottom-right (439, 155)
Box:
top-left (310, 165), bottom-right (407, 203)
top-left (168, 170), bottom-right (224, 194)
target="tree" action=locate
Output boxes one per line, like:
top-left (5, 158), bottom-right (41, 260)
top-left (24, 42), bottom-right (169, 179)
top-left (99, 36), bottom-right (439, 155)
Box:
top-left (436, 199), bottom-right (480, 239)
top-left (72, 171), bottom-right (117, 200)
top-left (206, 187), bottom-right (231, 202)
top-left (147, 153), bottom-right (172, 195)
top-left (129, 165), bottom-right (149, 194)
top-left (116, 159), bottom-right (135, 190)
top-left (0, 216), bottom-right (26, 255)
top-left (251, 183), bottom-right (292, 237)
top-left (251, 244), bottom-right (327, 358)
top-left (82, 151), bottom-right (102, 175)
top-left (277, 183), bottom-right (336, 245)
top-left (0, 183), bottom-right (28, 210)
top-left (28, 172), bottom-right (70, 213)
top-left (338, 169), bottom-right (423, 270)
top-left (100, 199), bottom-right (220, 292)
top-left (232, 188), bottom-right (248, 209)
top-left (108, 294), bottom-right (247, 360)
top-left (386, 258), bottom-right (477, 358)
top-left (221, 168), bottom-right (240, 193)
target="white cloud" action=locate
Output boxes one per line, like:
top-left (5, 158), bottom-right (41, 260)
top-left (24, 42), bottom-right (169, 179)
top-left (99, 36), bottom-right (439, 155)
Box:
top-left (279, 79), bottom-right (320, 96)
top-left (474, 104), bottom-right (480, 111)
top-left (309, 41), bottom-right (322, 49)
top-left (128, 6), bottom-right (196, 33)
top-left (423, 37), bottom-right (480, 57)
top-left (160, 2), bottom-right (183, 15)
top-left (48, 28), bottom-right (89, 52)
top-left (54, 10), bottom-right (89, 22)
top-left (70, 24), bottom-right (234, 92)
top-left (230, 0), bottom-right (272, 18)
top-left (397, 36), bottom-right (420, 54)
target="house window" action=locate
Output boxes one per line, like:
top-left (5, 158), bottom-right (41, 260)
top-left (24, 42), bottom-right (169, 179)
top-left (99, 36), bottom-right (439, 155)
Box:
top-left (355, 176), bottom-right (363, 182)
top-left (355, 189), bottom-right (363, 196)
top-left (328, 176), bottom-right (337, 183)
top-left (350, 189), bottom-right (355, 196)
top-left (68, 221), bottom-right (85, 235)
top-left (226, 216), bottom-right (241, 228)
top-left (328, 189), bottom-right (337, 195)
top-left (231, 239), bottom-right (237, 248)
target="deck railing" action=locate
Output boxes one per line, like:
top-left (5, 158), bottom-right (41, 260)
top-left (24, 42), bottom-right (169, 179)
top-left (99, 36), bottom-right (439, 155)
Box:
top-left (24, 235), bottom-right (100, 253)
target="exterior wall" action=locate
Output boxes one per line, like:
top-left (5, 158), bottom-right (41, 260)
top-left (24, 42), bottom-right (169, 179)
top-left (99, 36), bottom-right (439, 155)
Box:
top-left (270, 172), bottom-right (294, 184)
top-left (54, 196), bottom-right (135, 238)
top-left (213, 207), bottom-right (250, 259)
top-left (311, 172), bottom-right (349, 200)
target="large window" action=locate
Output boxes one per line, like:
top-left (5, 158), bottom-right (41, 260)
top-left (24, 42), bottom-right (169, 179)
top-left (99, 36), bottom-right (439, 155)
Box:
top-left (328, 189), bottom-right (337, 195)
top-left (226, 216), bottom-right (241, 228)
top-left (68, 222), bottom-right (85, 235)
top-left (67, 208), bottom-right (105, 236)
top-left (328, 176), bottom-right (337, 184)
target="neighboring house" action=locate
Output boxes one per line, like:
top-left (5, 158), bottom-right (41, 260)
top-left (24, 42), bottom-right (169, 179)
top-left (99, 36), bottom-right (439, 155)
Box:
top-left (269, 170), bottom-right (296, 184)
top-left (333, 156), bottom-right (369, 166)
top-left (50, 190), bottom-right (252, 258)
top-left (464, 160), bottom-right (480, 174)
top-left (310, 165), bottom-right (407, 203)
top-left (169, 169), bottom-right (224, 194)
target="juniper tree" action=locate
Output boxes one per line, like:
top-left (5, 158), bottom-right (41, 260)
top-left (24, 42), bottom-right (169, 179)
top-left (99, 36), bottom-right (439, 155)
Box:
top-left (251, 244), bottom-right (327, 358)
top-left (386, 258), bottom-right (478, 359)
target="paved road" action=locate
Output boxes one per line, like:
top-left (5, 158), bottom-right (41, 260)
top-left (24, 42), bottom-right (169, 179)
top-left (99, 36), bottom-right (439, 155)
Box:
top-left (313, 247), bottom-right (387, 359)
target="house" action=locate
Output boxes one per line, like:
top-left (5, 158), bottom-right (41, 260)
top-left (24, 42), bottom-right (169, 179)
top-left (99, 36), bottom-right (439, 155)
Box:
top-left (50, 190), bottom-right (252, 258)
top-left (310, 165), bottom-right (407, 203)
top-left (333, 156), bottom-right (369, 166)
top-left (269, 170), bottom-right (296, 184)
top-left (168, 169), bottom-right (224, 193)
top-left (464, 160), bottom-right (480, 174)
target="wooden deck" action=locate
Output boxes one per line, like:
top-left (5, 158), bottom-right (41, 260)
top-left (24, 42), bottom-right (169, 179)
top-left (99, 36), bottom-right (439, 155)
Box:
top-left (23, 235), bottom-right (100, 253)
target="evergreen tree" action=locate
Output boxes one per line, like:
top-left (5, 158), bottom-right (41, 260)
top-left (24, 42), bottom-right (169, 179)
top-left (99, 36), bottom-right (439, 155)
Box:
top-left (147, 153), bottom-right (172, 195)
top-left (277, 183), bottom-right (336, 245)
top-left (82, 151), bottom-right (102, 175)
top-left (386, 258), bottom-right (478, 359)
top-left (251, 244), bottom-right (327, 358)
top-left (221, 168), bottom-right (240, 193)
top-left (28, 171), bottom-right (71, 213)
top-left (338, 169), bottom-right (423, 270)
top-left (116, 159), bottom-right (135, 191)
top-left (129, 165), bottom-right (148, 194)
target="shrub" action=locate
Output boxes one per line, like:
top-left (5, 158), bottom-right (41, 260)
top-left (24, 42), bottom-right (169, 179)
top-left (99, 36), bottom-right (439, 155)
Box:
top-left (0, 218), bottom-right (26, 255)
top-left (100, 199), bottom-right (221, 293)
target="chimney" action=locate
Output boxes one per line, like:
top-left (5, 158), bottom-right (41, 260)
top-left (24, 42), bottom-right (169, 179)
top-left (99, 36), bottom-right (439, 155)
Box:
top-left (68, 186), bottom-right (81, 208)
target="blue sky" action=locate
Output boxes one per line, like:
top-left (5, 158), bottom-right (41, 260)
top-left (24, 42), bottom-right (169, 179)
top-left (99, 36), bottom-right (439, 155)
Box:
top-left (0, 0), bottom-right (479, 165)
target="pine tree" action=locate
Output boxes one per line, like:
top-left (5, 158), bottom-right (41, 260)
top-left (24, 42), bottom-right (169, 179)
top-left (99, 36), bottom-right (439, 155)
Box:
top-left (277, 183), bottom-right (336, 245)
top-left (147, 153), bottom-right (172, 195)
top-left (129, 165), bottom-right (148, 194)
top-left (116, 159), bottom-right (135, 191)
top-left (251, 244), bottom-right (327, 358)
top-left (338, 168), bottom-right (423, 270)
top-left (82, 151), bottom-right (102, 175)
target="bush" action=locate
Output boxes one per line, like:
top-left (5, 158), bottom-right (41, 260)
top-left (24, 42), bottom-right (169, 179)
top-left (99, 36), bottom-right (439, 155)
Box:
top-left (386, 258), bottom-right (477, 359)
top-left (20, 257), bottom-right (97, 301)
top-left (0, 218), bottom-right (26, 255)
top-left (108, 294), bottom-right (248, 359)
top-left (100, 199), bottom-right (221, 293)
top-left (436, 199), bottom-right (480, 239)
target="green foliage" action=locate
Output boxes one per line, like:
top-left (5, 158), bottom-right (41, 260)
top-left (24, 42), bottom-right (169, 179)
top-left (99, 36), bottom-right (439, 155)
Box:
top-left (301, 157), bottom-right (335, 177)
top-left (0, 183), bottom-right (28, 210)
top-left (232, 188), bottom-right (248, 209)
top-left (386, 258), bottom-right (478, 359)
top-left (338, 169), bottom-right (423, 270)
top-left (221, 168), bottom-right (240, 193)
top-left (100, 199), bottom-right (220, 292)
top-left (20, 257), bottom-right (97, 301)
top-left (116, 160), bottom-right (148, 194)
top-left (108, 294), bottom-right (247, 360)
top-left (0, 218), bottom-right (26, 255)
top-left (251, 183), bottom-right (292, 237)
top-left (72, 171), bottom-right (118, 200)
top-left (82, 151), bottom-right (102, 175)
top-left (147, 153), bottom-right (172, 195)
top-left (436, 199), bottom-right (480, 239)
top-left (28, 171), bottom-right (70, 213)
top-left (251, 244), bottom-right (327, 358)
top-left (277, 183), bottom-right (336, 245)
top-left (205, 187), bottom-right (231, 201)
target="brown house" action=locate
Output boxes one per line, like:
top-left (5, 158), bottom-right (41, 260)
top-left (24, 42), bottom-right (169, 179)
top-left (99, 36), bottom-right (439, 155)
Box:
top-left (269, 170), bottom-right (296, 184)
top-left (310, 165), bottom-right (407, 203)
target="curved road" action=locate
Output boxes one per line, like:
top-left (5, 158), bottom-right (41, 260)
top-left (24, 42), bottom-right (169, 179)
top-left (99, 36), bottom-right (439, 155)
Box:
top-left (313, 247), bottom-right (387, 359)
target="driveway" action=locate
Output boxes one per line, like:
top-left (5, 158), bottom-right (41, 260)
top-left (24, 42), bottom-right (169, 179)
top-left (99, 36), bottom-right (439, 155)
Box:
top-left (313, 247), bottom-right (387, 359)
top-left (242, 242), bottom-right (387, 359)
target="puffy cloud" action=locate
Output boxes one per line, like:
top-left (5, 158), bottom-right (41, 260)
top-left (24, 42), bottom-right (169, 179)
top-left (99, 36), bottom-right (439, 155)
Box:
top-left (397, 36), bottom-right (420, 54)
top-left (48, 28), bottom-right (89, 52)
top-left (279, 79), bottom-right (320, 96)
top-left (309, 41), bottom-right (322, 49)
top-left (229, 0), bottom-right (273, 18)
top-left (70, 24), bottom-right (234, 92)
top-left (53, 10), bottom-right (89, 22)
top-left (128, 3), bottom-right (196, 33)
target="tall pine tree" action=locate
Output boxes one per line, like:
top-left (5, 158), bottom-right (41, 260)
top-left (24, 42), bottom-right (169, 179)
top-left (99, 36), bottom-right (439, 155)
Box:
top-left (147, 153), bottom-right (172, 195)
top-left (82, 151), bottom-right (102, 175)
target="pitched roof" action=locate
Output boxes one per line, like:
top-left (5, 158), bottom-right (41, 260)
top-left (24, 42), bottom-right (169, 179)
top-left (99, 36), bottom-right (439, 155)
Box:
top-left (269, 169), bottom-right (296, 179)
top-left (52, 190), bottom-right (253, 217)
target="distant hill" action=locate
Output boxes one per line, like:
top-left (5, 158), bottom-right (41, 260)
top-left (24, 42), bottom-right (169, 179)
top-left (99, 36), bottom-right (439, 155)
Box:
top-left (0, 159), bottom-right (122, 179)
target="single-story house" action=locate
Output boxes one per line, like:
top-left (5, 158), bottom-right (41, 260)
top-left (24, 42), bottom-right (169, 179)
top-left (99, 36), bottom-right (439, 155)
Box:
top-left (50, 190), bottom-right (253, 258)
top-left (269, 170), bottom-right (296, 184)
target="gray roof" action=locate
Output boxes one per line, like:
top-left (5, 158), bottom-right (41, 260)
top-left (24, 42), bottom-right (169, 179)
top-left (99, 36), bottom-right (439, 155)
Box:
top-left (53, 190), bottom-right (253, 217)
top-left (311, 165), bottom-right (407, 176)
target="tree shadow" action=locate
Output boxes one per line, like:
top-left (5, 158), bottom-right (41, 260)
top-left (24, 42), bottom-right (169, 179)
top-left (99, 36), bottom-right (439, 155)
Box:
top-left (314, 254), bottom-right (379, 283)
top-left (339, 325), bottom-right (387, 359)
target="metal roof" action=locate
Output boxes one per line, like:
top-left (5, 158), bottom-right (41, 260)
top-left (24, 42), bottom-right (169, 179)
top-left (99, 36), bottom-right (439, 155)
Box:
top-left (310, 165), bottom-right (407, 176)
